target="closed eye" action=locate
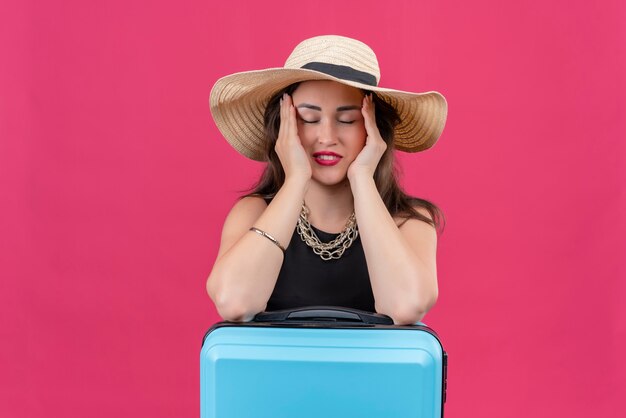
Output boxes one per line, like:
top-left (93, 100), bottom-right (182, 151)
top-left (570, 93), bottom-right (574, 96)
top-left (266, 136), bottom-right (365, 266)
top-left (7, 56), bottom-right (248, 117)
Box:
top-left (339, 120), bottom-right (355, 124)
top-left (301, 119), bottom-right (319, 124)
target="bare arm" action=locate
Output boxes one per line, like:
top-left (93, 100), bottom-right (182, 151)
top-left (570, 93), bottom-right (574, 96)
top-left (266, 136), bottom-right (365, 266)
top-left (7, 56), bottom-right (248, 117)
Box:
top-left (207, 93), bottom-right (311, 322)
top-left (350, 176), bottom-right (438, 325)
top-left (348, 94), bottom-right (438, 325)
top-left (206, 179), bottom-right (308, 322)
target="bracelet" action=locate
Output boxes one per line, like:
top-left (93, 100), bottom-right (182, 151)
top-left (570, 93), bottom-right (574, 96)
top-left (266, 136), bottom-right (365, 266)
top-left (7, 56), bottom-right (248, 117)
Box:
top-left (249, 227), bottom-right (286, 253)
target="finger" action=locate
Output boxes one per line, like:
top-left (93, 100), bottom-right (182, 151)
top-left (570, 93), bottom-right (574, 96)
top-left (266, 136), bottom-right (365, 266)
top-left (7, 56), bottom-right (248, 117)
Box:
top-left (280, 94), bottom-right (287, 127)
top-left (283, 94), bottom-right (293, 142)
top-left (281, 94), bottom-right (295, 143)
top-left (278, 93), bottom-right (289, 143)
top-left (278, 96), bottom-right (284, 132)
top-left (288, 101), bottom-right (298, 142)
top-left (361, 94), bottom-right (377, 137)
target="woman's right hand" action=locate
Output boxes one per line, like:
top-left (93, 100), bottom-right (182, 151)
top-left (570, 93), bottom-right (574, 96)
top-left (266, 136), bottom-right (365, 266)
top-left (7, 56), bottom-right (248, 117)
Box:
top-left (275, 93), bottom-right (312, 182)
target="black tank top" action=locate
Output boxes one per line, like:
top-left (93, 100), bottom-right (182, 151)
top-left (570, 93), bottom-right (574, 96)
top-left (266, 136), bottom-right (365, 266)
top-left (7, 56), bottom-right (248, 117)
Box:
top-left (266, 224), bottom-right (375, 312)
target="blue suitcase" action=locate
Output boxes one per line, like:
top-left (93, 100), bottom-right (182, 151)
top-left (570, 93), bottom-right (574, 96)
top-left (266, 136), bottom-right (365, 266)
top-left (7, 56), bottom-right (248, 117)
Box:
top-left (200, 306), bottom-right (447, 418)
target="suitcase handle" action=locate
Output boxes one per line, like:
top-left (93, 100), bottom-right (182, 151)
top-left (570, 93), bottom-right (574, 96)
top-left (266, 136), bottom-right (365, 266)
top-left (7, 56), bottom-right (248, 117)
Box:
top-left (253, 306), bottom-right (394, 325)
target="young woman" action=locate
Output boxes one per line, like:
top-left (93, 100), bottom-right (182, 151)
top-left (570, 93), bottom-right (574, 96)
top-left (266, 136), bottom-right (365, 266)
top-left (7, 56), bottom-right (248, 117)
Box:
top-left (206, 35), bottom-right (447, 325)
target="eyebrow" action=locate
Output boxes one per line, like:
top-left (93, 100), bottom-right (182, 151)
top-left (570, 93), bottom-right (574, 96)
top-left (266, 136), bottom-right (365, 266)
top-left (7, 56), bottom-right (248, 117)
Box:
top-left (296, 103), bottom-right (361, 112)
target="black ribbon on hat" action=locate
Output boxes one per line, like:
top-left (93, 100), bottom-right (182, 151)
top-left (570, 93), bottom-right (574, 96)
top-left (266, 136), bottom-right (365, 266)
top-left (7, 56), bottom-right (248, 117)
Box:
top-left (301, 62), bottom-right (377, 87)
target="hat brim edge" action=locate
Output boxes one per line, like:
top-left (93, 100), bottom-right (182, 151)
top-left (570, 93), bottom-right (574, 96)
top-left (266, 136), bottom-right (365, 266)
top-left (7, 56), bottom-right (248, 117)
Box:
top-left (209, 68), bottom-right (448, 161)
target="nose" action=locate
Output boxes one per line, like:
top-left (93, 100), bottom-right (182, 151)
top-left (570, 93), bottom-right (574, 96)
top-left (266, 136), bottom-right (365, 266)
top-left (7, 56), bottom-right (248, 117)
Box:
top-left (317, 119), bottom-right (338, 146)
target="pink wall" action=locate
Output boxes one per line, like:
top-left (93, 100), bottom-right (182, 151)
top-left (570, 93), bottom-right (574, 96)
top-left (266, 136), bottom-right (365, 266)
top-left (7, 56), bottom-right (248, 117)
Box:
top-left (1, 0), bottom-right (624, 416)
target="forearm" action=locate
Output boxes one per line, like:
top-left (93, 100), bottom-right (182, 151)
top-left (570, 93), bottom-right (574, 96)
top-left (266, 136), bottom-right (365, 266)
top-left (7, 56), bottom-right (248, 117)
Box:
top-left (251, 178), bottom-right (309, 250)
top-left (209, 178), bottom-right (309, 321)
top-left (350, 175), bottom-right (437, 324)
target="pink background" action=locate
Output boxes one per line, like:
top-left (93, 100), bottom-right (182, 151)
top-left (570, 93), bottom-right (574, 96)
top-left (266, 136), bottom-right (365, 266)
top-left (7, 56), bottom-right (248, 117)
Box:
top-left (1, 0), bottom-right (624, 417)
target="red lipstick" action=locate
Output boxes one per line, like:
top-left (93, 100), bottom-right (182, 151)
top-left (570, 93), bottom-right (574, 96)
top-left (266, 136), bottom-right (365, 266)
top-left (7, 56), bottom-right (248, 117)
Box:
top-left (313, 151), bottom-right (342, 166)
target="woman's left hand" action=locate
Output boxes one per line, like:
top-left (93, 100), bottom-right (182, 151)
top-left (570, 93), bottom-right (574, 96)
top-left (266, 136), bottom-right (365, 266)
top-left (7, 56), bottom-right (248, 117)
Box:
top-left (347, 93), bottom-right (387, 181)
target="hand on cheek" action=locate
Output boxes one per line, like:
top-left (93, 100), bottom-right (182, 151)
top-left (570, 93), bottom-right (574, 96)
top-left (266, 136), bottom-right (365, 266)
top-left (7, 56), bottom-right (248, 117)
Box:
top-left (348, 94), bottom-right (387, 181)
top-left (275, 93), bottom-right (312, 182)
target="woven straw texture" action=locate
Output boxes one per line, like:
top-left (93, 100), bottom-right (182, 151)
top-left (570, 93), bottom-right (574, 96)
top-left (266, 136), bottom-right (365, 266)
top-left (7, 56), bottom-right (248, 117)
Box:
top-left (209, 35), bottom-right (447, 161)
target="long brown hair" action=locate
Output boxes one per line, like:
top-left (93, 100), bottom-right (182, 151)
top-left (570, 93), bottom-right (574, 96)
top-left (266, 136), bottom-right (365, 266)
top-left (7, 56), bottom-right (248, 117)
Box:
top-left (245, 82), bottom-right (446, 234)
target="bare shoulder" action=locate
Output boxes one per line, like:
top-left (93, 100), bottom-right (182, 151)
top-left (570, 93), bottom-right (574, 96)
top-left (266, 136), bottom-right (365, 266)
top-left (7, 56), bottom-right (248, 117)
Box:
top-left (393, 206), bottom-right (435, 230)
top-left (217, 196), bottom-right (268, 259)
top-left (224, 195), bottom-right (268, 225)
top-left (395, 207), bottom-right (437, 260)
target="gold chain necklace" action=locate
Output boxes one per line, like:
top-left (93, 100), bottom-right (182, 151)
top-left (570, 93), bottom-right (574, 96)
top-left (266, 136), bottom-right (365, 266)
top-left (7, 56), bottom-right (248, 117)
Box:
top-left (296, 204), bottom-right (359, 261)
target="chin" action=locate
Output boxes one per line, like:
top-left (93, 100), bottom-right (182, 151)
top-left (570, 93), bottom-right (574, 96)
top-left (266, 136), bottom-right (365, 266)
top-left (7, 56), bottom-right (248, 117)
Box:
top-left (311, 173), bottom-right (350, 188)
top-left (310, 161), bottom-right (353, 187)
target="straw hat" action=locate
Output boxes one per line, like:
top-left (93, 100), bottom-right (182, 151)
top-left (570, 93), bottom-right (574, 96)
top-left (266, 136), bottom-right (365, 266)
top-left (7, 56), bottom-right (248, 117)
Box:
top-left (209, 35), bottom-right (448, 161)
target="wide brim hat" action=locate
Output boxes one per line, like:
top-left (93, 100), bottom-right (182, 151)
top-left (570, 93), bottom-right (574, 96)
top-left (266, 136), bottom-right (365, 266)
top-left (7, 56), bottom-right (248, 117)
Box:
top-left (210, 35), bottom-right (448, 161)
